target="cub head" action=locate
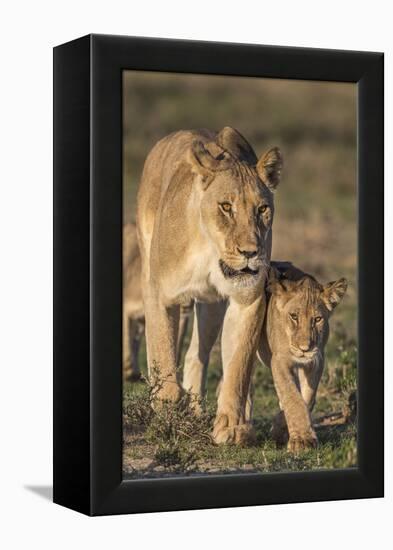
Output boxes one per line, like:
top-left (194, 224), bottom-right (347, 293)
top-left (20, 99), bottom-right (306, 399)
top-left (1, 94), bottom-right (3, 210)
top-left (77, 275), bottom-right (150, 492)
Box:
top-left (268, 268), bottom-right (347, 362)
top-left (188, 127), bottom-right (283, 287)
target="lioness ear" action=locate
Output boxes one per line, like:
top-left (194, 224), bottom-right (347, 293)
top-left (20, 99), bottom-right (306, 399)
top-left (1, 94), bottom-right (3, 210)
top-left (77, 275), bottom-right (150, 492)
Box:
top-left (188, 140), bottom-right (232, 189)
top-left (257, 147), bottom-right (283, 191)
top-left (216, 126), bottom-right (258, 164)
top-left (322, 278), bottom-right (348, 311)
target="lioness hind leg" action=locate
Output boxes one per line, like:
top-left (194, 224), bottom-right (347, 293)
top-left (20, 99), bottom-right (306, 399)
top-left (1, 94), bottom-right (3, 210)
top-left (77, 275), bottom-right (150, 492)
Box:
top-left (129, 318), bottom-right (144, 381)
top-left (176, 302), bottom-right (193, 366)
top-left (123, 313), bottom-right (142, 382)
top-left (183, 301), bottom-right (226, 412)
top-left (123, 311), bottom-right (131, 380)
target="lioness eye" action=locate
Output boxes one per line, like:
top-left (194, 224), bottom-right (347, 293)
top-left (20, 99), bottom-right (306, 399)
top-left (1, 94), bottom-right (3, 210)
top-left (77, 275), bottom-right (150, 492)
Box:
top-left (315, 316), bottom-right (322, 323)
top-left (289, 313), bottom-right (298, 322)
top-left (258, 205), bottom-right (268, 215)
top-left (220, 202), bottom-right (232, 213)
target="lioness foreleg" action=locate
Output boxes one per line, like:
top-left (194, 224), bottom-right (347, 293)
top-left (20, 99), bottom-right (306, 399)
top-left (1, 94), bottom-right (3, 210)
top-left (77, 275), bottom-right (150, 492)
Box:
top-left (271, 356), bottom-right (317, 453)
top-left (144, 290), bottom-right (183, 403)
top-left (213, 297), bottom-right (263, 445)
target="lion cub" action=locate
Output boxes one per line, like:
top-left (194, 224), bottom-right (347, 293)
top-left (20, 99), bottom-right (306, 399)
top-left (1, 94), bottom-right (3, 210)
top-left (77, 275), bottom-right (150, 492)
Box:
top-left (257, 262), bottom-right (347, 453)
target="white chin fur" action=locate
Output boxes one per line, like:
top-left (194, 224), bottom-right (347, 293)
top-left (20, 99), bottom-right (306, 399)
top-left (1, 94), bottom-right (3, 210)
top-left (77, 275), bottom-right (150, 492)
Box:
top-left (291, 352), bottom-right (319, 365)
top-left (231, 274), bottom-right (261, 288)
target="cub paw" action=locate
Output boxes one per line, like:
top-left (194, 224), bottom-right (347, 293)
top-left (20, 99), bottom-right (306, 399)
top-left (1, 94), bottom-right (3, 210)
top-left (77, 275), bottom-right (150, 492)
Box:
top-left (287, 431), bottom-right (318, 454)
top-left (212, 414), bottom-right (256, 446)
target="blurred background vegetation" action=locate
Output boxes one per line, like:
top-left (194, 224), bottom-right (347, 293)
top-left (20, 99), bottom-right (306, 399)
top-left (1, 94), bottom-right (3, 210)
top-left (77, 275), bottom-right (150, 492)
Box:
top-left (123, 71), bottom-right (357, 476)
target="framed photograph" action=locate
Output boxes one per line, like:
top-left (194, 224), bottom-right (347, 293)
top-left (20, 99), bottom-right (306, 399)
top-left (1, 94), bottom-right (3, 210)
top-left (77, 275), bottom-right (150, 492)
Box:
top-left (53, 34), bottom-right (383, 516)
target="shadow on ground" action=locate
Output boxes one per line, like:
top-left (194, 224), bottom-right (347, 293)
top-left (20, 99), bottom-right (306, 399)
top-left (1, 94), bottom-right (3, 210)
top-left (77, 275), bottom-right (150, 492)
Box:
top-left (24, 485), bottom-right (52, 501)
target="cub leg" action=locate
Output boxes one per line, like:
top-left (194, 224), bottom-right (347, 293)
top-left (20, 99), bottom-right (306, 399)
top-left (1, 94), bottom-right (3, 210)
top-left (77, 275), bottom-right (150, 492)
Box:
top-left (271, 373), bottom-right (301, 445)
top-left (298, 360), bottom-right (324, 413)
top-left (271, 355), bottom-right (317, 453)
top-left (183, 301), bottom-right (226, 411)
top-left (213, 296), bottom-right (264, 446)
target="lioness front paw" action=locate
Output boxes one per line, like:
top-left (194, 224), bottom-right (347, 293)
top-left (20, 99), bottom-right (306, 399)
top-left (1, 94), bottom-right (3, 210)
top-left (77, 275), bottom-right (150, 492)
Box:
top-left (212, 414), bottom-right (256, 446)
top-left (187, 394), bottom-right (204, 416)
top-left (287, 431), bottom-right (318, 454)
top-left (153, 381), bottom-right (183, 407)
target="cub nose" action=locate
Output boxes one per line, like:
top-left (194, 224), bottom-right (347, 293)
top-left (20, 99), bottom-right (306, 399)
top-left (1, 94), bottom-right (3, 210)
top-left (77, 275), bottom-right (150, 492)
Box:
top-left (298, 343), bottom-right (311, 352)
top-left (237, 247), bottom-right (258, 259)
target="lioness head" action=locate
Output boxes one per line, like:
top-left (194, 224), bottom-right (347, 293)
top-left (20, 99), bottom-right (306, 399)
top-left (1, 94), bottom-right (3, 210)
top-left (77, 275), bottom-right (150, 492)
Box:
top-left (188, 127), bottom-right (283, 287)
top-left (268, 269), bottom-right (347, 362)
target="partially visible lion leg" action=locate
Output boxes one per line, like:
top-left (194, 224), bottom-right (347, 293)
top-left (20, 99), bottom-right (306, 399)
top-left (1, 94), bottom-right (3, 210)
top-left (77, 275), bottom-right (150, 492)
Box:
top-left (122, 310), bottom-right (132, 381)
top-left (183, 301), bottom-right (226, 411)
top-left (129, 318), bottom-right (144, 382)
top-left (271, 355), bottom-right (317, 454)
top-left (176, 302), bottom-right (193, 367)
top-left (271, 409), bottom-right (289, 447)
top-left (245, 379), bottom-right (255, 423)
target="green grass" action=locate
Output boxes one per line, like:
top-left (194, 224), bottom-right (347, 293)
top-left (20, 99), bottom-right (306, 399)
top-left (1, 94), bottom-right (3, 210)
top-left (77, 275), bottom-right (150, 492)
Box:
top-left (123, 324), bottom-right (357, 478)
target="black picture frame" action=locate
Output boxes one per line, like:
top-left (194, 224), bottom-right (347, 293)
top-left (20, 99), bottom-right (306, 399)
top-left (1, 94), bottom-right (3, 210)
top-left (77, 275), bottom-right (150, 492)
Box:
top-left (53, 34), bottom-right (384, 516)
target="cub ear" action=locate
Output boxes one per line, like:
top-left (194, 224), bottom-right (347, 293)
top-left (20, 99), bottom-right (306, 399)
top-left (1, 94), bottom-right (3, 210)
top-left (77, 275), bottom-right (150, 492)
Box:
top-left (257, 147), bottom-right (283, 191)
top-left (188, 140), bottom-right (232, 189)
top-left (266, 266), bottom-right (288, 295)
top-left (322, 278), bottom-right (348, 311)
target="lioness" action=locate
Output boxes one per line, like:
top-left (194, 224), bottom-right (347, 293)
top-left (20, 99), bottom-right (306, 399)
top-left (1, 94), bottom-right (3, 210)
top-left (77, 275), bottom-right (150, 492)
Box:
top-left (136, 126), bottom-right (282, 444)
top-left (123, 223), bottom-right (192, 381)
top-left (258, 263), bottom-right (347, 452)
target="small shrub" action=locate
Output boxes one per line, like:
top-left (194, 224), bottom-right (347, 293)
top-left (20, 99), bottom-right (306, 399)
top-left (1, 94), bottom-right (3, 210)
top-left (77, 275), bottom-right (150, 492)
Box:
top-left (326, 323), bottom-right (357, 393)
top-left (123, 377), bottom-right (155, 428)
top-left (124, 372), bottom-right (215, 470)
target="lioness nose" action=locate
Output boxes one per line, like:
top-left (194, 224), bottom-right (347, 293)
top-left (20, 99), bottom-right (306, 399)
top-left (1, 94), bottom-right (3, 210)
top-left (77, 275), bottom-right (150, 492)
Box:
top-left (237, 247), bottom-right (258, 259)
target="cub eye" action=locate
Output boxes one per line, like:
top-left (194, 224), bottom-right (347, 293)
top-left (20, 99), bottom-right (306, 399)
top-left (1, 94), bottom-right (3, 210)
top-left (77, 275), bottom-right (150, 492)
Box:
top-left (258, 205), bottom-right (268, 215)
top-left (289, 313), bottom-right (298, 322)
top-left (220, 202), bottom-right (232, 213)
top-left (315, 316), bottom-right (323, 323)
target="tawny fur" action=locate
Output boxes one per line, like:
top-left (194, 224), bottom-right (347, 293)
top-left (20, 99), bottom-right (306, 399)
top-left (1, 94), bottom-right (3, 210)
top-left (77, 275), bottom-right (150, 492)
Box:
top-left (135, 126), bottom-right (282, 445)
top-left (182, 261), bottom-right (347, 453)
top-left (123, 223), bottom-right (191, 381)
top-left (257, 263), bottom-right (347, 453)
